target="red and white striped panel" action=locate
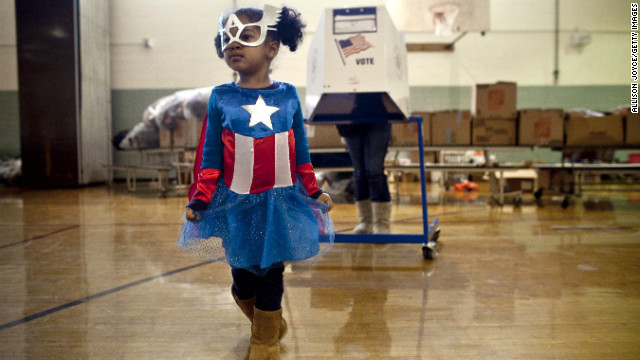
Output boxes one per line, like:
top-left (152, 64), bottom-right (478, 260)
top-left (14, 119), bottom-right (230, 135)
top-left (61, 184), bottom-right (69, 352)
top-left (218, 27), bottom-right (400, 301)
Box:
top-left (222, 128), bottom-right (297, 194)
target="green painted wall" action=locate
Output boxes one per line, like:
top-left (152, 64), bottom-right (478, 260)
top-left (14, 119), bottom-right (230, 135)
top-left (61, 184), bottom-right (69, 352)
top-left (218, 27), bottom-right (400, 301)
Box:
top-left (0, 91), bottom-right (20, 157)
top-left (110, 88), bottom-right (183, 136)
top-left (409, 85), bottom-right (628, 112)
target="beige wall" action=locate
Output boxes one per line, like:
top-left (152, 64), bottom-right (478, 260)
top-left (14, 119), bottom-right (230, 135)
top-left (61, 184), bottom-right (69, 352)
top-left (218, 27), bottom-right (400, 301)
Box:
top-left (0, 0), bottom-right (632, 91)
top-left (0, 0), bottom-right (17, 91)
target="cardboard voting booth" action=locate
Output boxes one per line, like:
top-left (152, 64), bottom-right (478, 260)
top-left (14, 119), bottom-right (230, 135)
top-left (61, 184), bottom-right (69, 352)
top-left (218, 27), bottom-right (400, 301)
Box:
top-left (306, 6), bottom-right (410, 123)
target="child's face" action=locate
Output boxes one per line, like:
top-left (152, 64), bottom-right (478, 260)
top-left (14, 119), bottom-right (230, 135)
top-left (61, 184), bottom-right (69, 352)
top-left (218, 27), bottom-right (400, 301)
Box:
top-left (222, 13), bottom-right (278, 76)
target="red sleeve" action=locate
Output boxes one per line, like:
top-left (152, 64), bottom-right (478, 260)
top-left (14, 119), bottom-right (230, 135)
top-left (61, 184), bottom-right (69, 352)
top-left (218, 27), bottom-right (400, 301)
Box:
top-left (192, 168), bottom-right (221, 203)
top-left (188, 115), bottom-right (208, 200)
top-left (296, 162), bottom-right (321, 197)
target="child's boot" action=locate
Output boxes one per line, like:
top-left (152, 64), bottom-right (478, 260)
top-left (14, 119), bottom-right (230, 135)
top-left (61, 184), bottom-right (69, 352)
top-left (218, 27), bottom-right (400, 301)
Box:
top-left (372, 201), bottom-right (392, 234)
top-left (353, 200), bottom-right (374, 234)
top-left (232, 288), bottom-right (288, 340)
top-left (231, 287), bottom-right (255, 321)
top-left (249, 307), bottom-right (281, 360)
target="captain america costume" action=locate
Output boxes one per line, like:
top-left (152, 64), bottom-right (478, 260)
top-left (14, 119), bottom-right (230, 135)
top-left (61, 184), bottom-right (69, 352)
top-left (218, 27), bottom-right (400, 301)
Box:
top-left (178, 82), bottom-right (334, 274)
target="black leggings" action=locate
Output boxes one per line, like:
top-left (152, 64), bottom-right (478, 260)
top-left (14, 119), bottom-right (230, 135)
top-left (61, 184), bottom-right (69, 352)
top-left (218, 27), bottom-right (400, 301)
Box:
top-left (231, 264), bottom-right (284, 312)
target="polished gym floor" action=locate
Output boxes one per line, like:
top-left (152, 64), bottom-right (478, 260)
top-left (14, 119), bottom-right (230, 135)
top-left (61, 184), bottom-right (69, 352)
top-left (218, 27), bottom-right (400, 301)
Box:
top-left (1, 179), bottom-right (639, 359)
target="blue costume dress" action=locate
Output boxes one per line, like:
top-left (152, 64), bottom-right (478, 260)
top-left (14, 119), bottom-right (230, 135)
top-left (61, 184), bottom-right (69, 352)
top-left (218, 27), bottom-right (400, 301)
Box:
top-left (177, 82), bottom-right (334, 274)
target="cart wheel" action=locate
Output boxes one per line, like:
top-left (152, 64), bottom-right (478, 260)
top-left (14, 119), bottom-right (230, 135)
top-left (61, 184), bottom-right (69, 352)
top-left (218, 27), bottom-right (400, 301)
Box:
top-left (561, 196), bottom-right (569, 209)
top-left (422, 246), bottom-right (435, 260)
top-left (514, 194), bottom-right (522, 207)
top-left (431, 227), bottom-right (441, 242)
top-left (534, 188), bottom-right (544, 199)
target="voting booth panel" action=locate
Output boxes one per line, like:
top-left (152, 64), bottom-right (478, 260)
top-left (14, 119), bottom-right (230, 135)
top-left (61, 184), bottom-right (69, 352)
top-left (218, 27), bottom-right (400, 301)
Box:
top-left (306, 6), bottom-right (410, 123)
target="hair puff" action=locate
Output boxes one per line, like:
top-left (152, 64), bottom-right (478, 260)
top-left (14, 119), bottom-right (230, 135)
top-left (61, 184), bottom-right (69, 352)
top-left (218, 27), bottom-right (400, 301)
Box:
top-left (275, 6), bottom-right (305, 52)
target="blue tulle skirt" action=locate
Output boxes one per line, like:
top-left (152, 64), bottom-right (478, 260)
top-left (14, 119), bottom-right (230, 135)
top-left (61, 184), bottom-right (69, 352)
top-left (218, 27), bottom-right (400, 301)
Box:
top-left (177, 178), bottom-right (334, 275)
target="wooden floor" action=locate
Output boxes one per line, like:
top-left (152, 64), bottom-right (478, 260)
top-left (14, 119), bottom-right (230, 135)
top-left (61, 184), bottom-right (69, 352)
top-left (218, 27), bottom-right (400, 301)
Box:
top-left (1, 179), bottom-right (639, 359)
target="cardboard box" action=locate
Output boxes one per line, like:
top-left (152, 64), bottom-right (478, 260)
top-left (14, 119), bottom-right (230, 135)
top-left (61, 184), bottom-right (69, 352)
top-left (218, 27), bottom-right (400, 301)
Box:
top-left (498, 169), bottom-right (537, 193)
top-left (431, 110), bottom-right (472, 145)
top-left (518, 109), bottom-right (564, 146)
top-left (159, 118), bottom-right (202, 148)
top-left (391, 113), bottom-right (430, 146)
top-left (472, 118), bottom-right (517, 145)
top-left (391, 122), bottom-right (419, 146)
top-left (625, 113), bottom-right (640, 146)
top-left (565, 113), bottom-right (624, 146)
top-left (395, 150), bottom-right (436, 166)
top-left (305, 124), bottom-right (344, 148)
top-left (472, 82), bottom-right (517, 119)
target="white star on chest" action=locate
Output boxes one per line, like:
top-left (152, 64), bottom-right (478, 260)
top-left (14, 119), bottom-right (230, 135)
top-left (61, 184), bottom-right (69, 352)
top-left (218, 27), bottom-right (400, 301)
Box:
top-left (242, 95), bottom-right (279, 130)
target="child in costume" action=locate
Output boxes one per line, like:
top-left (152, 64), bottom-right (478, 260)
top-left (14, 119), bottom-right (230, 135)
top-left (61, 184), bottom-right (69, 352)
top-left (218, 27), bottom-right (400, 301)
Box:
top-left (177, 5), bottom-right (334, 359)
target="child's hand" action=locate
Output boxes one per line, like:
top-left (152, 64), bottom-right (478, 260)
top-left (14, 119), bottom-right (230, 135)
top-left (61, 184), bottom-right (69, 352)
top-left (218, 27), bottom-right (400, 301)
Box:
top-left (318, 193), bottom-right (334, 211)
top-left (185, 199), bottom-right (207, 221)
top-left (185, 207), bottom-right (201, 221)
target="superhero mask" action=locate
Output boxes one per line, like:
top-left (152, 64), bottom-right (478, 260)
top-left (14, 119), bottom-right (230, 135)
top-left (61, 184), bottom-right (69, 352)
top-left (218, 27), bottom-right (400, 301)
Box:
top-left (219, 4), bottom-right (282, 52)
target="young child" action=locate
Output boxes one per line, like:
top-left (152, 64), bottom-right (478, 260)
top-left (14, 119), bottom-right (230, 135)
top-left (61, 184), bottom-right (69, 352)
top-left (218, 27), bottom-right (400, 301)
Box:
top-left (177, 4), bottom-right (334, 359)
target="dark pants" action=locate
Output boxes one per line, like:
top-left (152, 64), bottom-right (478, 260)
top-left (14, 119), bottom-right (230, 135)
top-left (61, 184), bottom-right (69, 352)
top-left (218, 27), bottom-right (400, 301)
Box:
top-left (342, 123), bottom-right (392, 202)
top-left (231, 264), bottom-right (284, 311)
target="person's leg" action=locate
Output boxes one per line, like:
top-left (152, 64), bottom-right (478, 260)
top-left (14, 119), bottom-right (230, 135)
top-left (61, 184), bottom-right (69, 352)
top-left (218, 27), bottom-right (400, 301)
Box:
top-left (232, 268), bottom-right (256, 300)
top-left (344, 133), bottom-right (374, 233)
top-left (364, 124), bottom-right (392, 233)
top-left (363, 123), bottom-right (391, 202)
top-left (231, 268), bottom-right (257, 321)
top-left (343, 133), bottom-right (370, 201)
top-left (250, 264), bottom-right (286, 359)
top-left (254, 265), bottom-right (284, 311)
top-left (232, 266), bottom-right (288, 340)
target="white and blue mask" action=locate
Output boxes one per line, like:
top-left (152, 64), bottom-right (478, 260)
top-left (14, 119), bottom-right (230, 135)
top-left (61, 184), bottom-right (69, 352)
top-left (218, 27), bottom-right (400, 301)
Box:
top-left (219, 4), bottom-right (281, 51)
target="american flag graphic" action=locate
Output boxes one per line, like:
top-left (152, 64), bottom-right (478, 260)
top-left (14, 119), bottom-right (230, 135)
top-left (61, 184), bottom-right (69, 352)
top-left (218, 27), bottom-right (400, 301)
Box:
top-left (338, 34), bottom-right (373, 58)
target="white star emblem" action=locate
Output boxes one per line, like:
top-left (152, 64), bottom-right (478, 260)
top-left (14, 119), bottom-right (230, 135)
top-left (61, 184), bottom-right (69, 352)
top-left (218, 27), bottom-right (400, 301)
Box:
top-left (242, 95), bottom-right (279, 130)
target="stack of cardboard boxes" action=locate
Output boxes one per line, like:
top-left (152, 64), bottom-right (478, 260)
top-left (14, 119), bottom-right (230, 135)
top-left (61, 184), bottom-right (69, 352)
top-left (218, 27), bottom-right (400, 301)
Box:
top-left (471, 81), bottom-right (518, 146)
top-left (304, 81), bottom-right (636, 150)
top-left (409, 82), bottom-right (566, 148)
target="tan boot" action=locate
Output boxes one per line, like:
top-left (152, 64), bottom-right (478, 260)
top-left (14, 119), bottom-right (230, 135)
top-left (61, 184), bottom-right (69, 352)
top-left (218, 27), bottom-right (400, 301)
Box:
top-left (372, 201), bottom-right (392, 234)
top-left (231, 287), bottom-right (255, 321)
top-left (249, 307), bottom-right (281, 360)
top-left (353, 200), bottom-right (374, 234)
top-left (232, 288), bottom-right (287, 340)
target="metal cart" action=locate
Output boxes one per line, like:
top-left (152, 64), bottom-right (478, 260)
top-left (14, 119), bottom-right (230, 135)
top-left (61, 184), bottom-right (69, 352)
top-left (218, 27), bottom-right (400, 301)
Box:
top-left (317, 115), bottom-right (441, 260)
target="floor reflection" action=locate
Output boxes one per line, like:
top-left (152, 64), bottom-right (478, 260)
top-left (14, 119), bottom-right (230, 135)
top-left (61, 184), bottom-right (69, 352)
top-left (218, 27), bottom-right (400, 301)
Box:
top-left (1, 182), bottom-right (639, 359)
top-left (333, 245), bottom-right (390, 358)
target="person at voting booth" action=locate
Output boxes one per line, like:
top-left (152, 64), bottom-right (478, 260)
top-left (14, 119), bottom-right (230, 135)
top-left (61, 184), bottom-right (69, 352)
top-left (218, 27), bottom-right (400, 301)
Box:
top-left (336, 94), bottom-right (393, 234)
top-left (176, 5), bottom-right (334, 359)
top-left (306, 7), bottom-right (411, 235)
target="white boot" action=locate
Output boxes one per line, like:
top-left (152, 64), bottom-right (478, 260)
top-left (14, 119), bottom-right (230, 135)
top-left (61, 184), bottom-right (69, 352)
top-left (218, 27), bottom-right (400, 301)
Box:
top-left (353, 200), bottom-right (374, 234)
top-left (372, 201), bottom-right (392, 234)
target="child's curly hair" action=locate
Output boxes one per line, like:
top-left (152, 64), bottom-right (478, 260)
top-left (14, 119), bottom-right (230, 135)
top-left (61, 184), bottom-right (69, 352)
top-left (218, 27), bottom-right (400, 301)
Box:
top-left (214, 6), bottom-right (305, 58)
